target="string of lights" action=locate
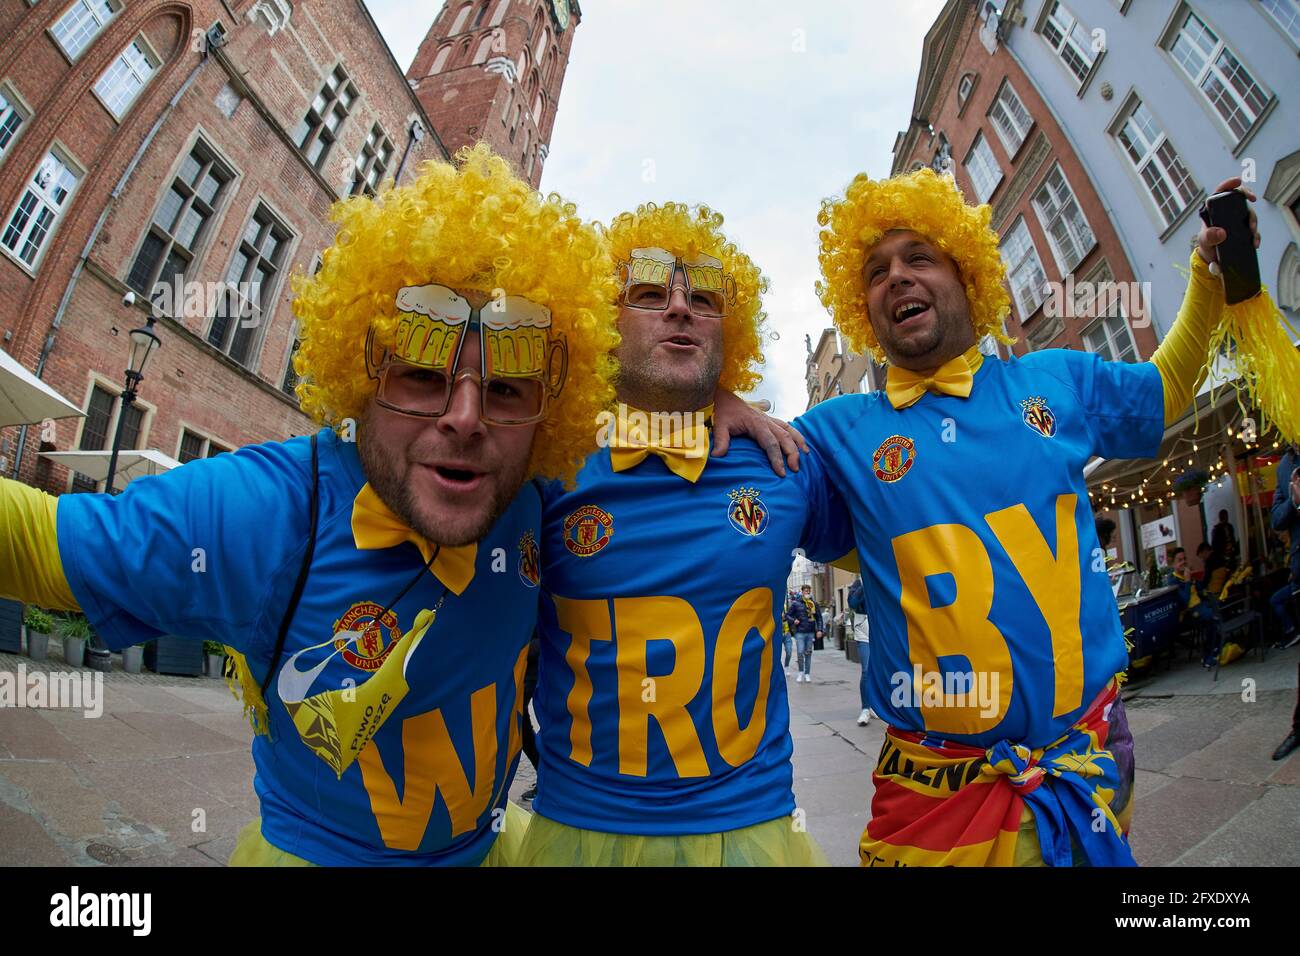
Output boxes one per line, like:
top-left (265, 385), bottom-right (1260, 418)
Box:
top-left (1086, 419), bottom-right (1285, 512)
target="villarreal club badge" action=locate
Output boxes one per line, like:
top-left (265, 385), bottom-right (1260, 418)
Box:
top-left (563, 505), bottom-right (614, 557)
top-left (872, 434), bottom-right (916, 484)
top-left (518, 529), bottom-right (540, 587)
top-left (1020, 396), bottom-right (1057, 438)
top-left (727, 486), bottom-right (769, 537)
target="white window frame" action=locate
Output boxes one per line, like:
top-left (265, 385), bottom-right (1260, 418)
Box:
top-left (1031, 163), bottom-right (1096, 275)
top-left (1081, 311), bottom-right (1138, 363)
top-left (1, 146), bottom-right (82, 273)
top-left (1000, 216), bottom-right (1049, 322)
top-left (964, 131), bottom-right (1003, 203)
top-left (988, 80), bottom-right (1033, 158)
top-left (0, 82), bottom-right (31, 162)
top-left (1162, 5), bottom-right (1273, 145)
top-left (1258, 0), bottom-right (1300, 47)
top-left (1038, 0), bottom-right (1098, 88)
top-left (49, 0), bottom-right (121, 62)
top-left (175, 425), bottom-right (232, 463)
top-left (93, 36), bottom-right (161, 120)
top-left (1111, 95), bottom-right (1201, 231)
top-left (67, 374), bottom-right (156, 494)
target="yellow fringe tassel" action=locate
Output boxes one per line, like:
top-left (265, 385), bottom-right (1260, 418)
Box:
top-left (223, 645), bottom-right (272, 737)
top-left (1204, 287), bottom-right (1300, 445)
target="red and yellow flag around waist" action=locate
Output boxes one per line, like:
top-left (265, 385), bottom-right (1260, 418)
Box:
top-left (861, 678), bottom-right (1136, 867)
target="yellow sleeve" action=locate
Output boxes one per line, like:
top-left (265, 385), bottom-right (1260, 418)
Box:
top-left (0, 477), bottom-right (80, 611)
top-left (830, 550), bottom-right (859, 573)
top-left (1151, 250), bottom-right (1225, 426)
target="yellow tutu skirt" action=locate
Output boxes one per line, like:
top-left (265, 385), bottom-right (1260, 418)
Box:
top-left (227, 801), bottom-right (532, 867)
top-left (516, 812), bottom-right (828, 866)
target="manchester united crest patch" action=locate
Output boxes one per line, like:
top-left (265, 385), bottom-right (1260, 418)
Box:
top-left (518, 529), bottom-right (540, 587)
top-left (333, 602), bottom-right (403, 672)
top-left (1020, 396), bottom-right (1057, 438)
top-left (872, 434), bottom-right (916, 483)
top-left (727, 486), bottom-right (769, 537)
top-left (563, 505), bottom-right (614, 557)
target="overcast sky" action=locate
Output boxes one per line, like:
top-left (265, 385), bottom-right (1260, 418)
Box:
top-left (369, 0), bottom-right (947, 417)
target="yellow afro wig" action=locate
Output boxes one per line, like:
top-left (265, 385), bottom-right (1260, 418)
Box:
top-left (604, 202), bottom-right (768, 395)
top-left (816, 166), bottom-right (1014, 364)
top-left (290, 143), bottom-right (620, 486)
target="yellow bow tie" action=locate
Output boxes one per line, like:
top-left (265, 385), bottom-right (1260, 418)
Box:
top-left (609, 404), bottom-right (713, 483)
top-left (885, 347), bottom-right (984, 410)
top-left (351, 483), bottom-right (477, 595)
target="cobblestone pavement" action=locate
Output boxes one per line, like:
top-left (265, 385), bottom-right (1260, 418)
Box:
top-left (1, 636), bottom-right (1296, 866)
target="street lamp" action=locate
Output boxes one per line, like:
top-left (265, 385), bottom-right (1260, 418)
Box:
top-left (103, 313), bottom-right (161, 495)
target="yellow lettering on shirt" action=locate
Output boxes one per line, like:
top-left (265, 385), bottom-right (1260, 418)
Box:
top-left (712, 587), bottom-right (774, 767)
top-left (892, 523), bottom-right (1013, 734)
top-left (553, 595), bottom-right (612, 767)
top-left (986, 494), bottom-right (1084, 717)
top-left (612, 596), bottom-right (709, 778)
top-left (357, 684), bottom-right (498, 849)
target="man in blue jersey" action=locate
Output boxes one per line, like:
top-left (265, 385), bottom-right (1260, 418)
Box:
top-left (0, 146), bottom-right (620, 866)
top-left (783, 167), bottom-right (1259, 866)
top-left (516, 202), bottom-right (855, 866)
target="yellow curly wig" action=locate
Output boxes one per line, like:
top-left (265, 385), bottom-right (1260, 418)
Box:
top-left (816, 167), bottom-right (1014, 364)
top-left (604, 202), bottom-right (768, 395)
top-left (290, 143), bottom-right (620, 486)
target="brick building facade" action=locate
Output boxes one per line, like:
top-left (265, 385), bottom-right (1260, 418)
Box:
top-left (891, 0), bottom-right (1155, 365)
top-left (408, 0), bottom-right (581, 188)
top-left (0, 0), bottom-right (579, 495)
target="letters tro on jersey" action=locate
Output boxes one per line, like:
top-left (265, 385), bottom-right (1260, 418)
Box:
top-left (535, 438), bottom-right (854, 834)
top-left (794, 351), bottom-right (1164, 749)
top-left (57, 429), bottom-right (539, 865)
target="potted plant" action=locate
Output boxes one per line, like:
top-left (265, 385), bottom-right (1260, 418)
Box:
top-left (1173, 468), bottom-right (1210, 506)
top-left (121, 643), bottom-right (144, 674)
top-left (58, 613), bottom-right (92, 668)
top-left (203, 640), bottom-right (227, 679)
top-left (23, 606), bottom-right (54, 661)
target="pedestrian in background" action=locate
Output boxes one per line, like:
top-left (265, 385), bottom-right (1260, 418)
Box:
top-left (784, 584), bottom-right (819, 683)
top-left (848, 577), bottom-right (873, 726)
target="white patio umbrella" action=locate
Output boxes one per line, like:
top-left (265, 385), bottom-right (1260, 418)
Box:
top-left (40, 448), bottom-right (183, 492)
top-left (0, 348), bottom-right (84, 427)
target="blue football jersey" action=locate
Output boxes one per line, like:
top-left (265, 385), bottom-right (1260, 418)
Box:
top-left (58, 428), bottom-right (540, 865)
top-left (533, 436), bottom-right (854, 834)
top-left (794, 350), bottom-right (1164, 749)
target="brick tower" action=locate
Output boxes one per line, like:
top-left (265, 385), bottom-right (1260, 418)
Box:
top-left (408, 0), bottom-right (581, 188)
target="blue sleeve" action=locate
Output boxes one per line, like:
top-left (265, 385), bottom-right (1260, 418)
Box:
top-left (792, 440), bottom-right (855, 563)
top-left (1031, 350), bottom-right (1164, 461)
top-left (56, 440), bottom-right (311, 652)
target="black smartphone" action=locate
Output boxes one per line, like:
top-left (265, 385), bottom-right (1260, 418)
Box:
top-left (1199, 189), bottom-right (1260, 304)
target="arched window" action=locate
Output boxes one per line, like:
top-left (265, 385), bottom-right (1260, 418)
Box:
top-left (473, 34), bottom-right (494, 64)
top-left (450, 2), bottom-right (472, 34)
top-left (535, 26), bottom-right (550, 60)
top-left (532, 90), bottom-right (543, 122)
top-left (544, 48), bottom-right (557, 84)
top-left (957, 73), bottom-right (976, 112)
top-left (472, 1), bottom-right (491, 28)
top-left (500, 85), bottom-right (515, 124)
top-left (458, 37), bottom-right (473, 66)
top-left (430, 44), bottom-right (452, 74)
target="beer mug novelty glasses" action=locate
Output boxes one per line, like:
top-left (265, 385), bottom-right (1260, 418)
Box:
top-left (365, 284), bottom-right (568, 425)
top-left (617, 247), bottom-right (737, 318)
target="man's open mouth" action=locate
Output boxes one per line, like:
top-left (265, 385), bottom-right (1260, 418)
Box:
top-left (424, 464), bottom-right (485, 491)
top-left (892, 299), bottom-right (931, 324)
top-left (662, 334), bottom-right (698, 348)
